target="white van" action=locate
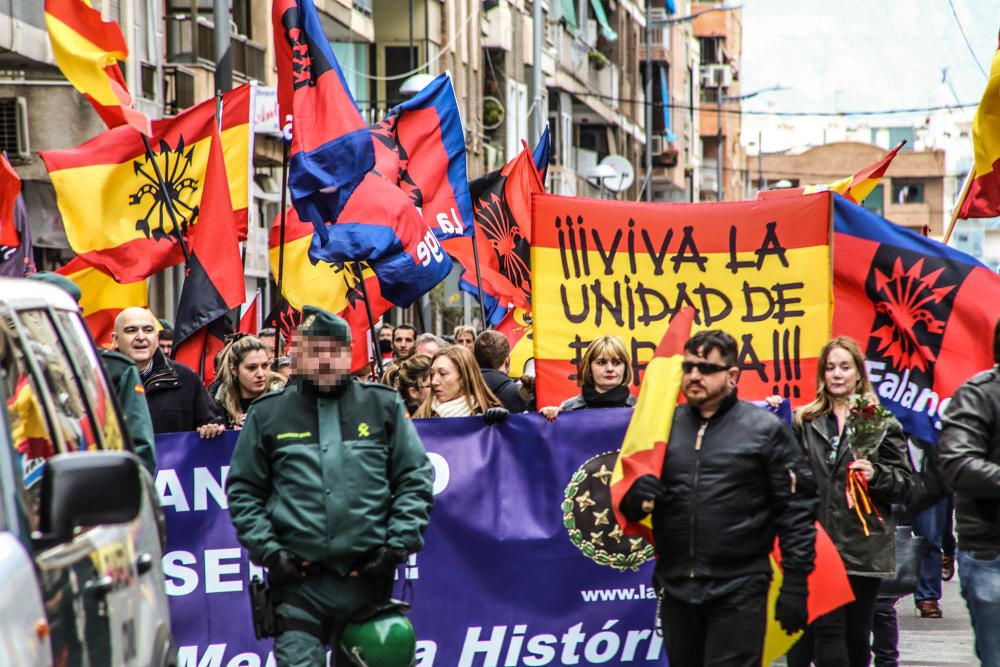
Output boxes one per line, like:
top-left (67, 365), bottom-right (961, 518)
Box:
top-left (0, 278), bottom-right (176, 666)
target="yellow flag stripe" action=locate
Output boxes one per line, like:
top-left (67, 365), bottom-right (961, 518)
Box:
top-left (46, 13), bottom-right (124, 107)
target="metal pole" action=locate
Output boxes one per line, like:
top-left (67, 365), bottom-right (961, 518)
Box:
top-left (355, 262), bottom-right (384, 377)
top-left (409, 0), bottom-right (415, 70)
top-left (531, 0), bottom-right (543, 145)
top-left (644, 1), bottom-right (653, 202)
top-left (213, 0), bottom-right (232, 92)
top-left (716, 93), bottom-right (723, 201)
top-left (757, 131), bottom-right (763, 193)
top-left (140, 134), bottom-right (191, 265)
top-left (275, 133), bottom-right (290, 361)
top-left (470, 237), bottom-right (489, 328)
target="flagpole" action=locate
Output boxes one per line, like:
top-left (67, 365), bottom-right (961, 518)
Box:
top-left (140, 134), bottom-right (191, 265)
top-left (470, 236), bottom-right (489, 328)
top-left (275, 118), bottom-right (291, 361)
top-left (354, 261), bottom-right (384, 377)
top-left (942, 169), bottom-right (974, 245)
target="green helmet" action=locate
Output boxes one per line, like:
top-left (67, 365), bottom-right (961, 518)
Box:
top-left (340, 609), bottom-right (416, 667)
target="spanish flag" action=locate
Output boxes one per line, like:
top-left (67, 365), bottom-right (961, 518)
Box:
top-left (609, 307), bottom-right (693, 543)
top-left (56, 256), bottom-right (148, 348)
top-left (959, 41), bottom-right (1000, 218)
top-left (44, 0), bottom-right (151, 136)
top-left (759, 141), bottom-right (905, 205)
top-left (269, 207), bottom-right (391, 372)
top-left (0, 152), bottom-right (21, 248)
top-left (40, 84), bottom-right (253, 283)
top-left (608, 309), bottom-right (853, 663)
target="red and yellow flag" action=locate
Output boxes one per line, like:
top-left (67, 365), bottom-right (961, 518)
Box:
top-left (959, 41), bottom-right (1000, 218)
top-left (0, 152), bottom-right (21, 248)
top-left (609, 307), bottom-right (694, 543)
top-left (759, 141), bottom-right (905, 205)
top-left (269, 208), bottom-right (392, 372)
top-left (57, 256), bottom-right (148, 348)
top-left (44, 0), bottom-right (151, 136)
top-left (41, 84), bottom-right (254, 283)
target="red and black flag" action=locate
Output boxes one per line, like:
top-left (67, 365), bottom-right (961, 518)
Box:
top-left (172, 121), bottom-right (244, 385)
top-left (443, 143), bottom-right (543, 325)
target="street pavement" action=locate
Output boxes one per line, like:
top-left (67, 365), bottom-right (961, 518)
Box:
top-left (898, 579), bottom-right (977, 666)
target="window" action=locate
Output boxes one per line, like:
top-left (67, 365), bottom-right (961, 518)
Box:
top-left (862, 184), bottom-right (884, 217)
top-left (384, 46), bottom-right (418, 108)
top-left (892, 181), bottom-right (924, 204)
top-left (699, 37), bottom-right (722, 65)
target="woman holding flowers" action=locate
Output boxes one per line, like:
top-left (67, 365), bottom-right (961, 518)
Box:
top-left (787, 336), bottom-right (911, 667)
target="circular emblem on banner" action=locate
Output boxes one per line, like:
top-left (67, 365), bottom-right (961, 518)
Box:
top-left (563, 451), bottom-right (654, 572)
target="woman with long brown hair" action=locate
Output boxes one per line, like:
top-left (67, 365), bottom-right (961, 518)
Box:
top-left (787, 336), bottom-right (911, 667)
top-left (394, 353), bottom-right (433, 416)
top-left (214, 334), bottom-right (286, 428)
top-left (413, 346), bottom-right (506, 422)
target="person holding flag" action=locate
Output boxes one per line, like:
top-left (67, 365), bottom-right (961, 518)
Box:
top-left (616, 326), bottom-right (818, 667)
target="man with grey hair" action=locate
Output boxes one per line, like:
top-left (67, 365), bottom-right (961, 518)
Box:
top-left (413, 332), bottom-right (449, 358)
top-left (113, 306), bottom-right (223, 438)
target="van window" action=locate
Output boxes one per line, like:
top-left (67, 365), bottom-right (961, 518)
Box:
top-left (52, 311), bottom-right (125, 452)
top-left (13, 310), bottom-right (95, 453)
top-left (1, 313), bottom-right (60, 529)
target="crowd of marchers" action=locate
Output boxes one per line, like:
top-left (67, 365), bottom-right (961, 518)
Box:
top-left (28, 270), bottom-right (1000, 667)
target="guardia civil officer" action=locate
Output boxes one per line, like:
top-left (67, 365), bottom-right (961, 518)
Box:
top-left (226, 306), bottom-right (434, 667)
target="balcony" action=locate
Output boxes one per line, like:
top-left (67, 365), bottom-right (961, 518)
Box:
top-left (587, 61), bottom-right (619, 108)
top-left (166, 14), bottom-right (267, 82)
top-left (163, 64), bottom-right (197, 116)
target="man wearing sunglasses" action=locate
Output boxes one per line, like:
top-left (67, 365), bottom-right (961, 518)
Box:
top-left (620, 329), bottom-right (818, 667)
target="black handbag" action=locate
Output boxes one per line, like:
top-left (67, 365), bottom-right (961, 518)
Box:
top-left (879, 526), bottom-right (927, 597)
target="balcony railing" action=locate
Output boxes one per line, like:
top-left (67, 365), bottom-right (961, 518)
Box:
top-left (166, 14), bottom-right (267, 82)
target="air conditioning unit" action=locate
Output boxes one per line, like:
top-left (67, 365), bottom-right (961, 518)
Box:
top-left (700, 64), bottom-right (732, 89)
top-left (0, 97), bottom-right (30, 163)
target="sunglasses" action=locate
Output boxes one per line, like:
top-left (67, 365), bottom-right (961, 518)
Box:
top-left (681, 360), bottom-right (731, 375)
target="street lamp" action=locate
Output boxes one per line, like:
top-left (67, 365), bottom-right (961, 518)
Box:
top-left (643, 4), bottom-right (742, 202)
top-left (715, 84), bottom-right (788, 201)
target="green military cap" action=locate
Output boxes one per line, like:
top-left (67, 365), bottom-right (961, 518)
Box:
top-left (300, 305), bottom-right (351, 343)
top-left (26, 271), bottom-right (82, 303)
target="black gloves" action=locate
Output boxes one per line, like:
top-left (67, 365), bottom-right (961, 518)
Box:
top-left (266, 549), bottom-right (305, 585)
top-left (775, 569), bottom-right (810, 634)
top-left (358, 546), bottom-right (409, 580)
top-left (484, 407), bottom-right (509, 425)
top-left (620, 474), bottom-right (665, 521)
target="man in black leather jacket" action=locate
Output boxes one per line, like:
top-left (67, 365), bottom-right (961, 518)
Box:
top-left (938, 318), bottom-right (1000, 666)
top-left (620, 329), bottom-right (817, 667)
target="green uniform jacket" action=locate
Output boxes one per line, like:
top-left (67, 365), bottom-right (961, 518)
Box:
top-left (226, 379), bottom-right (434, 574)
top-left (99, 349), bottom-right (156, 474)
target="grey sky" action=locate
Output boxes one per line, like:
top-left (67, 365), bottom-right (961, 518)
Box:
top-left (739, 1), bottom-right (1000, 119)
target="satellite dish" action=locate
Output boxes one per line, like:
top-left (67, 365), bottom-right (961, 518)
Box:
top-left (599, 154), bottom-right (635, 192)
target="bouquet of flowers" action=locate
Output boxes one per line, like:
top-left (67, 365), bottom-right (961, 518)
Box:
top-left (844, 394), bottom-right (893, 536)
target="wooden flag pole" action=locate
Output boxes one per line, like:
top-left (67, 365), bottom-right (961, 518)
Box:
top-left (275, 118), bottom-right (291, 361)
top-left (470, 235), bottom-right (489, 329)
top-left (140, 134), bottom-right (191, 265)
top-left (942, 169), bottom-right (975, 245)
top-left (354, 261), bottom-right (384, 378)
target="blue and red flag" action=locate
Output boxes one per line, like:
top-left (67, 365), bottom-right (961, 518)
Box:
top-left (533, 125), bottom-right (551, 182)
top-left (309, 170), bottom-right (452, 307)
top-left (832, 194), bottom-right (1000, 443)
top-left (172, 121), bottom-right (245, 385)
top-left (373, 72), bottom-right (473, 241)
top-left (273, 0), bottom-right (373, 238)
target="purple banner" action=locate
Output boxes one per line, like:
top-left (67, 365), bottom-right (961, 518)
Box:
top-left (155, 409), bottom-right (667, 666)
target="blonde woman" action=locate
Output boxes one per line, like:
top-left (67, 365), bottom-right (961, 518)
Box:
top-left (541, 336), bottom-right (635, 420)
top-left (394, 354), bottom-right (433, 416)
top-left (413, 346), bottom-right (507, 423)
top-left (453, 325), bottom-right (476, 350)
top-left (787, 336), bottom-right (911, 667)
top-left (215, 334), bottom-right (286, 428)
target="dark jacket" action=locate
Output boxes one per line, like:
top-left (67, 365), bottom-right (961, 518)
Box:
top-left (141, 349), bottom-right (221, 434)
top-left (226, 379), bottom-right (433, 573)
top-left (796, 414), bottom-right (911, 577)
top-left (481, 368), bottom-right (528, 412)
top-left (939, 366), bottom-right (1000, 552)
top-left (560, 390), bottom-right (636, 411)
top-left (642, 393), bottom-right (818, 582)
